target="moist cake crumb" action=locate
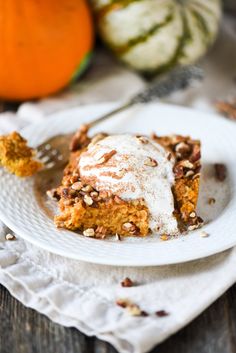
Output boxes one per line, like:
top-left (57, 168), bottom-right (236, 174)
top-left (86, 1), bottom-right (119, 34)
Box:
top-left (0, 131), bottom-right (42, 177)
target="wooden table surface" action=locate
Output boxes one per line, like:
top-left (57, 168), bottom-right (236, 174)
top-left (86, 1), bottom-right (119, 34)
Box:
top-left (1, 282), bottom-right (236, 353)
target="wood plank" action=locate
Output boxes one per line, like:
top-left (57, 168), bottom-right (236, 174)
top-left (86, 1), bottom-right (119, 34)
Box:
top-left (156, 292), bottom-right (232, 353)
top-left (94, 339), bottom-right (117, 353)
top-left (0, 285), bottom-right (92, 353)
top-left (0, 101), bottom-right (20, 113)
top-left (225, 286), bottom-right (236, 353)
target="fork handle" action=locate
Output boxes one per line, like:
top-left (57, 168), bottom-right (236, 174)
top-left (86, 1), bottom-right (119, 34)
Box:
top-left (87, 65), bottom-right (203, 129)
top-left (88, 101), bottom-right (134, 128)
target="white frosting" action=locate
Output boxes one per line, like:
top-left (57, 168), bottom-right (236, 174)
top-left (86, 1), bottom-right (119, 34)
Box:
top-left (78, 134), bottom-right (179, 235)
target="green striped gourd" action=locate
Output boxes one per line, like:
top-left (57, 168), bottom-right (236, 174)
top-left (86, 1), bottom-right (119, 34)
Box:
top-left (90, 0), bottom-right (222, 73)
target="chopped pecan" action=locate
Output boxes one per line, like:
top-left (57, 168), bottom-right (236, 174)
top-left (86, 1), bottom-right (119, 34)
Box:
top-left (81, 185), bottom-right (93, 193)
top-left (175, 142), bottom-right (191, 157)
top-left (71, 181), bottom-right (83, 191)
top-left (90, 191), bottom-right (99, 199)
top-left (144, 157), bottom-right (158, 167)
top-left (214, 163), bottom-right (227, 182)
top-left (127, 305), bottom-right (143, 316)
top-left (169, 135), bottom-right (186, 145)
top-left (140, 311), bottom-right (149, 317)
top-left (173, 164), bottom-right (184, 179)
top-left (5, 233), bottom-right (16, 241)
top-left (215, 100), bottom-right (236, 121)
top-left (187, 216), bottom-right (204, 231)
top-left (200, 231), bottom-right (209, 238)
top-left (121, 277), bottom-right (134, 287)
top-left (122, 222), bottom-right (136, 234)
top-left (46, 188), bottom-right (60, 201)
top-left (208, 197), bottom-right (216, 205)
top-left (69, 174), bottom-right (80, 184)
top-left (178, 160), bottom-right (194, 169)
top-left (185, 170), bottom-right (194, 178)
top-left (116, 299), bottom-right (147, 317)
top-left (115, 233), bottom-right (121, 241)
top-left (189, 144), bottom-right (201, 163)
top-left (62, 188), bottom-right (70, 198)
top-left (99, 190), bottom-right (112, 199)
top-left (192, 172), bottom-right (201, 180)
top-left (83, 228), bottom-right (95, 237)
top-left (70, 124), bottom-right (90, 152)
top-left (97, 150), bottom-right (117, 164)
top-left (197, 216), bottom-right (204, 225)
top-left (136, 135), bottom-right (149, 144)
top-left (156, 310), bottom-right (169, 317)
top-left (116, 298), bottom-right (130, 308)
top-left (83, 195), bottom-right (93, 206)
top-left (95, 226), bottom-right (107, 238)
top-left (174, 158), bottom-right (195, 179)
top-left (63, 179), bottom-right (72, 187)
top-left (114, 195), bottom-right (124, 204)
top-left (188, 224), bottom-right (199, 231)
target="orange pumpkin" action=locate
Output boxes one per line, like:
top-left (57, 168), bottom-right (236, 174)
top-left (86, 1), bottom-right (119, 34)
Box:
top-left (0, 0), bottom-right (94, 101)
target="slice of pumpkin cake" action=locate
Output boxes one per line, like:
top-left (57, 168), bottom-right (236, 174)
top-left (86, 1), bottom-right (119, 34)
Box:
top-left (52, 128), bottom-right (202, 238)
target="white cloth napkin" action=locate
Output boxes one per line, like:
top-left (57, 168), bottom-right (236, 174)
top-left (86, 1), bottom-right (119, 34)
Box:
top-left (0, 16), bottom-right (236, 353)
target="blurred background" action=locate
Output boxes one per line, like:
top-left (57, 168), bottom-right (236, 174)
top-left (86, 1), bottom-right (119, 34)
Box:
top-left (0, 0), bottom-right (235, 124)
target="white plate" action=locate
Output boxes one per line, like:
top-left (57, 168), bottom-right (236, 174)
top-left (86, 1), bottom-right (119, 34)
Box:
top-left (0, 103), bottom-right (236, 266)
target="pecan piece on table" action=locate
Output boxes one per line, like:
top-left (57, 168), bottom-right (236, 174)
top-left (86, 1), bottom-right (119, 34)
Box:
top-left (121, 277), bottom-right (134, 287)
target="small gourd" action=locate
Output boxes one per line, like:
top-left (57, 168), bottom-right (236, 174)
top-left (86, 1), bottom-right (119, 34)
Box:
top-left (91, 0), bottom-right (222, 73)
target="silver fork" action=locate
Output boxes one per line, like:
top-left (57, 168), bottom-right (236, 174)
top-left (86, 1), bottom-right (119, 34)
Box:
top-left (37, 65), bottom-right (203, 170)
